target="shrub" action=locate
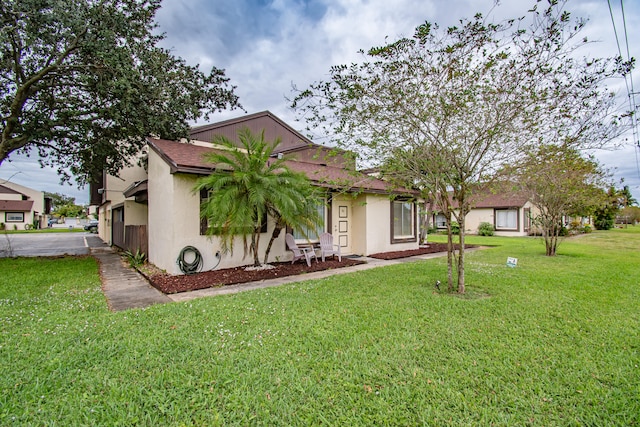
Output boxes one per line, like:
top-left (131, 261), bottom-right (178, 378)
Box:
top-left (451, 221), bottom-right (460, 235)
top-left (123, 249), bottom-right (146, 269)
top-left (477, 222), bottom-right (495, 236)
top-left (0, 223), bottom-right (4, 230)
top-left (594, 206), bottom-right (616, 230)
top-left (570, 220), bottom-right (582, 229)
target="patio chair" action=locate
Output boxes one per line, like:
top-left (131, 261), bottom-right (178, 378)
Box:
top-left (319, 232), bottom-right (341, 262)
top-left (285, 233), bottom-right (317, 267)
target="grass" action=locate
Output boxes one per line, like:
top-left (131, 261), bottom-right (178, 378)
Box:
top-left (1, 229), bottom-right (639, 425)
top-left (1, 227), bottom-right (86, 234)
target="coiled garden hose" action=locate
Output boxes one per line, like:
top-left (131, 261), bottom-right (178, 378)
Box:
top-left (177, 246), bottom-right (203, 275)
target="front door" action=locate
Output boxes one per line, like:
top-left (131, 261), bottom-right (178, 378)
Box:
top-left (331, 198), bottom-right (352, 255)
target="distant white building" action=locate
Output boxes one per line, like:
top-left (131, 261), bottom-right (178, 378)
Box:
top-left (0, 181), bottom-right (47, 230)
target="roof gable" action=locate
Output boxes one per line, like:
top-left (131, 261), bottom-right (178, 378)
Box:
top-left (0, 184), bottom-right (23, 196)
top-left (189, 111), bottom-right (352, 168)
top-left (189, 111), bottom-right (313, 152)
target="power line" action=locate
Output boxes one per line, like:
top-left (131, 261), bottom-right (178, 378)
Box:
top-left (608, 0), bottom-right (640, 196)
top-left (608, 0), bottom-right (639, 148)
top-left (620, 0), bottom-right (640, 148)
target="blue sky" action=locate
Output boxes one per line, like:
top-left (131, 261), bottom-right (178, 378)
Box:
top-left (2, 0), bottom-right (640, 203)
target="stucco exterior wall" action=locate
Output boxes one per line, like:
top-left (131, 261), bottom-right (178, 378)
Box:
top-left (148, 149), bottom-right (179, 273)
top-left (0, 181), bottom-right (45, 229)
top-left (1, 208), bottom-right (35, 230)
top-left (123, 200), bottom-right (148, 225)
top-left (349, 194), bottom-right (367, 256)
top-left (462, 201), bottom-right (539, 237)
top-left (96, 158), bottom-right (148, 244)
top-left (464, 208), bottom-right (495, 234)
top-left (97, 204), bottom-right (110, 243)
top-left (362, 194), bottom-right (418, 255)
top-left (147, 152), bottom-right (294, 275)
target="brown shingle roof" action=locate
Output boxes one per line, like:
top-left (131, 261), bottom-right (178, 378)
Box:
top-left (0, 200), bottom-right (33, 211)
top-left (449, 187), bottom-right (529, 209)
top-left (148, 138), bottom-right (415, 195)
top-left (470, 192), bottom-right (530, 208)
top-left (148, 138), bottom-right (214, 174)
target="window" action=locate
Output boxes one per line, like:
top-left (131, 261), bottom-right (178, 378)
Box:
top-left (293, 201), bottom-right (325, 242)
top-left (391, 200), bottom-right (416, 243)
top-left (5, 212), bottom-right (24, 222)
top-left (435, 213), bottom-right (447, 229)
top-left (495, 209), bottom-right (519, 230)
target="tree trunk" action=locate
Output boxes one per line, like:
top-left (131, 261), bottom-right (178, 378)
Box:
top-left (544, 219), bottom-right (558, 256)
top-left (457, 214), bottom-right (466, 294)
top-left (251, 230), bottom-right (261, 266)
top-left (446, 215), bottom-right (455, 292)
top-left (263, 225), bottom-right (283, 265)
top-left (421, 199), bottom-right (434, 245)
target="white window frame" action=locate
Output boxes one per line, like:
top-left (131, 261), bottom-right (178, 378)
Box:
top-left (5, 212), bottom-right (24, 222)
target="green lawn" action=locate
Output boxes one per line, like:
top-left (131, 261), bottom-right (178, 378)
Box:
top-left (1, 229), bottom-right (638, 426)
top-left (1, 227), bottom-right (86, 234)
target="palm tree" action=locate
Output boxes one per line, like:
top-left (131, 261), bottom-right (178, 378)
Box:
top-left (194, 127), bottom-right (321, 266)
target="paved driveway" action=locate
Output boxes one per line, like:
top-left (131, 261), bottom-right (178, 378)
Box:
top-left (0, 232), bottom-right (105, 257)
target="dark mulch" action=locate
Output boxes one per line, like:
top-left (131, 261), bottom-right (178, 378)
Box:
top-left (368, 243), bottom-right (474, 260)
top-left (147, 244), bottom-right (465, 294)
top-left (148, 257), bottom-right (366, 294)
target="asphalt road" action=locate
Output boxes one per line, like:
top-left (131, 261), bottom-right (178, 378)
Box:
top-left (0, 232), bottom-right (107, 257)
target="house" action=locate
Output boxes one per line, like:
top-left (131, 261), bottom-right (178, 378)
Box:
top-left (433, 190), bottom-right (536, 237)
top-left (92, 111), bottom-right (420, 275)
top-left (0, 181), bottom-right (47, 230)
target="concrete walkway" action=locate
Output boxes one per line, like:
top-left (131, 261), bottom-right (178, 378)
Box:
top-left (90, 244), bottom-right (171, 311)
top-left (93, 243), bottom-right (482, 311)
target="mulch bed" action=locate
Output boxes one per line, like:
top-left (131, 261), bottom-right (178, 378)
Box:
top-left (147, 244), bottom-right (469, 294)
top-left (368, 243), bottom-right (473, 260)
top-left (148, 257), bottom-right (365, 294)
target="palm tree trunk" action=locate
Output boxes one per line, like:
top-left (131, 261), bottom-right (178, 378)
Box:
top-left (264, 225), bottom-right (283, 265)
top-left (251, 229), bottom-right (261, 266)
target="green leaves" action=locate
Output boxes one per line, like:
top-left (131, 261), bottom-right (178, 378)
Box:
top-left (195, 128), bottom-right (319, 266)
top-left (0, 0), bottom-right (241, 183)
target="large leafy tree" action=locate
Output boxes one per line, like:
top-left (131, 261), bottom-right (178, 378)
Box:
top-left (506, 145), bottom-right (608, 256)
top-left (593, 185), bottom-right (636, 230)
top-left (44, 191), bottom-right (85, 217)
top-left (292, 1), bottom-right (630, 293)
top-left (0, 0), bottom-right (240, 183)
top-left (195, 128), bottom-right (321, 267)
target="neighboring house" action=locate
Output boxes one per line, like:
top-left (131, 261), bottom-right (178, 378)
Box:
top-left (92, 111), bottom-right (419, 275)
top-left (0, 181), bottom-right (48, 230)
top-left (434, 190), bottom-right (536, 237)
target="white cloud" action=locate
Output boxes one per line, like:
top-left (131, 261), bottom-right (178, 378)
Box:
top-left (0, 154), bottom-right (88, 204)
top-left (3, 0), bottom-right (640, 202)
